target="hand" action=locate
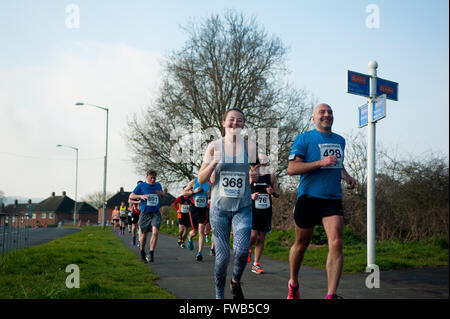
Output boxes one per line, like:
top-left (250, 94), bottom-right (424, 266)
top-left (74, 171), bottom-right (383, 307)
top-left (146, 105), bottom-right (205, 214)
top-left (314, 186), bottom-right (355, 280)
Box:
top-left (321, 155), bottom-right (337, 167)
top-left (266, 186), bottom-right (274, 195)
top-left (141, 194), bottom-right (149, 200)
top-left (193, 187), bottom-right (202, 193)
top-left (345, 176), bottom-right (356, 189)
top-left (250, 170), bottom-right (259, 183)
top-left (251, 192), bottom-right (259, 201)
top-left (212, 149), bottom-right (222, 164)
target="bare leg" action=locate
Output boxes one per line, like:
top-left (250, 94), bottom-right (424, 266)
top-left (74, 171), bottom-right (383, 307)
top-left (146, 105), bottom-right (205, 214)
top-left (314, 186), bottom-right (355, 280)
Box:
top-left (322, 215), bottom-right (344, 295)
top-left (289, 225), bottom-right (314, 286)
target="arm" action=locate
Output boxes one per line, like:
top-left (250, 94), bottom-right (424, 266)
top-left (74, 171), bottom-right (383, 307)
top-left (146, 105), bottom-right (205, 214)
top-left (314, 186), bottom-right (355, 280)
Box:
top-left (341, 165), bottom-right (356, 189)
top-left (267, 174), bottom-right (280, 198)
top-left (287, 155), bottom-right (337, 176)
top-left (182, 180), bottom-right (196, 197)
top-left (156, 186), bottom-right (165, 198)
top-left (198, 141), bottom-right (221, 185)
top-left (129, 192), bottom-right (148, 201)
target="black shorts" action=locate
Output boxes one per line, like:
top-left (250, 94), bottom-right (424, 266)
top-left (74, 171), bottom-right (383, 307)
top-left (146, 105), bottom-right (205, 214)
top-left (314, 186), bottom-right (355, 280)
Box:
top-left (178, 213), bottom-right (190, 227)
top-left (119, 216), bottom-right (127, 222)
top-left (294, 195), bottom-right (343, 229)
top-left (252, 210), bottom-right (272, 233)
top-left (131, 213), bottom-right (140, 224)
top-left (189, 206), bottom-right (208, 230)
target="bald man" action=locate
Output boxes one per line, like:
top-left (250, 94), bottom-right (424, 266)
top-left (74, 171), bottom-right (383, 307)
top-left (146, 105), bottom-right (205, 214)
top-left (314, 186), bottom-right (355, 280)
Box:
top-left (287, 103), bottom-right (356, 299)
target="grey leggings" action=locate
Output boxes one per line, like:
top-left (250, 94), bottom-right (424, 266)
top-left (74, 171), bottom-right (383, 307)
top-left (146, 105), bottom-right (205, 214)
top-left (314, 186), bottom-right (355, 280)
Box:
top-left (210, 205), bottom-right (252, 299)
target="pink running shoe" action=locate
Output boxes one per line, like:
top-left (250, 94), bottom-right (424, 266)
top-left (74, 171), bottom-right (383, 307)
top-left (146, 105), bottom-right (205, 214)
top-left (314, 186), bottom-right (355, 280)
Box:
top-left (287, 282), bottom-right (300, 299)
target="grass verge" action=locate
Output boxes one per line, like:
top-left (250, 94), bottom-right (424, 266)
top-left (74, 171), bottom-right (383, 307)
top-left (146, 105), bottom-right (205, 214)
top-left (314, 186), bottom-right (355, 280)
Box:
top-left (0, 226), bottom-right (175, 299)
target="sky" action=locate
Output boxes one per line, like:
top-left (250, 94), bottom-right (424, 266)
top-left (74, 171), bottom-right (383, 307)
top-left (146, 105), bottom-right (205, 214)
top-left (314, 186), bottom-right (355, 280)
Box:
top-left (0, 0), bottom-right (448, 203)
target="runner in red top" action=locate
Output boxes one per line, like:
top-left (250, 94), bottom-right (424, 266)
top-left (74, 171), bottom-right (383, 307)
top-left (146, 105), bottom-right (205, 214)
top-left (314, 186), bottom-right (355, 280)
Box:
top-left (173, 195), bottom-right (193, 248)
top-left (128, 180), bottom-right (143, 246)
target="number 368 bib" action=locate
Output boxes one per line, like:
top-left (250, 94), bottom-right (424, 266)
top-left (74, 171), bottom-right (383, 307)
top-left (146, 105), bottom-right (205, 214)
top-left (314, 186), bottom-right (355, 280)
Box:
top-left (219, 171), bottom-right (246, 198)
top-left (318, 144), bottom-right (343, 169)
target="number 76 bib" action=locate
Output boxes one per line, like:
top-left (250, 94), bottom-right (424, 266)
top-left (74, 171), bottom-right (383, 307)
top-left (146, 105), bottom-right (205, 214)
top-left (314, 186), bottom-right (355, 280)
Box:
top-left (219, 171), bottom-right (246, 198)
top-left (318, 144), bottom-right (343, 169)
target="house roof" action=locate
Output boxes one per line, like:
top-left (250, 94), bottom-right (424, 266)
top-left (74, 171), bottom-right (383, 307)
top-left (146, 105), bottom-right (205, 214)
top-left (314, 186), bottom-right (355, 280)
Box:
top-left (76, 202), bottom-right (98, 214)
top-left (34, 195), bottom-right (73, 213)
top-left (2, 203), bottom-right (29, 215)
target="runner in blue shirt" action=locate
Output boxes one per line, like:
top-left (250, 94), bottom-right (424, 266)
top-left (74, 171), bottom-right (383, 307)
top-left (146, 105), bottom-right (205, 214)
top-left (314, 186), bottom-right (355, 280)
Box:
top-left (287, 103), bottom-right (356, 300)
top-left (183, 178), bottom-right (211, 261)
top-left (129, 170), bottom-right (165, 263)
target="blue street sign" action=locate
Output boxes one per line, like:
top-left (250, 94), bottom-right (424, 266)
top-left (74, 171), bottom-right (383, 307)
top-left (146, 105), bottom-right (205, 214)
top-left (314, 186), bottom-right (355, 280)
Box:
top-left (376, 77), bottom-right (399, 101)
top-left (358, 95), bottom-right (386, 128)
top-left (347, 70), bottom-right (370, 97)
top-left (359, 103), bottom-right (369, 128)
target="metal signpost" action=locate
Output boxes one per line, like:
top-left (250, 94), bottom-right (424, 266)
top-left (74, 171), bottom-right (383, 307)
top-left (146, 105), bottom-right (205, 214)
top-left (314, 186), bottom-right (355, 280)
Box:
top-left (347, 61), bottom-right (398, 268)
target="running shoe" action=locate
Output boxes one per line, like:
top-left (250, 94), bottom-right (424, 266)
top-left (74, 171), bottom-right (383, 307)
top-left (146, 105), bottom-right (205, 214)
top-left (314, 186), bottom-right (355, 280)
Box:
top-left (247, 249), bottom-right (252, 263)
top-left (140, 250), bottom-right (148, 263)
top-left (180, 243), bottom-right (186, 249)
top-left (132, 237), bottom-right (136, 246)
top-left (146, 252), bottom-right (154, 263)
top-left (325, 294), bottom-right (343, 299)
top-left (230, 280), bottom-right (244, 299)
top-left (205, 235), bottom-right (210, 244)
top-left (210, 248), bottom-right (215, 256)
top-left (196, 252), bottom-right (203, 261)
top-left (287, 281), bottom-right (300, 299)
top-left (187, 237), bottom-right (194, 251)
top-left (137, 241), bottom-right (140, 247)
top-left (177, 239), bottom-right (182, 247)
top-left (251, 263), bottom-right (264, 274)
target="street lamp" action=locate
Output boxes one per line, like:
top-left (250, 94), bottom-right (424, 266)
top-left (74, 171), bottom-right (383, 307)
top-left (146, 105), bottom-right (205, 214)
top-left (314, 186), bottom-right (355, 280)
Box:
top-left (56, 144), bottom-right (78, 225)
top-left (75, 102), bottom-right (109, 228)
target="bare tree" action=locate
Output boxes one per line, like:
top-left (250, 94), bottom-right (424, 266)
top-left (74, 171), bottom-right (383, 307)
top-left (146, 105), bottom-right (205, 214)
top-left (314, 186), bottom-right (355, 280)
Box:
top-left (82, 191), bottom-right (114, 209)
top-left (126, 10), bottom-right (314, 189)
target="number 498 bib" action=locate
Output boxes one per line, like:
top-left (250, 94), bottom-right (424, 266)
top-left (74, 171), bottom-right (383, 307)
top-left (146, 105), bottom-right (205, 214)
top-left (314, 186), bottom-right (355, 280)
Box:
top-left (318, 144), bottom-right (343, 169)
top-left (219, 171), bottom-right (246, 198)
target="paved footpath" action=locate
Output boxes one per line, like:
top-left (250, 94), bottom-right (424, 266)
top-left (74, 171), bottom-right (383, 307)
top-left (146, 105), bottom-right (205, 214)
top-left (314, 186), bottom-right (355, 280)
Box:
top-left (115, 230), bottom-right (448, 299)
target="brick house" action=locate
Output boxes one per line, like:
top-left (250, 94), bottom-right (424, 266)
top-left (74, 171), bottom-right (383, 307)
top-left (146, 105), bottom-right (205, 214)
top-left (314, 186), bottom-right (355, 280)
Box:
top-left (98, 187), bottom-right (176, 225)
top-left (0, 200), bottom-right (30, 227)
top-left (1, 192), bottom-right (98, 227)
top-left (33, 191), bottom-right (98, 226)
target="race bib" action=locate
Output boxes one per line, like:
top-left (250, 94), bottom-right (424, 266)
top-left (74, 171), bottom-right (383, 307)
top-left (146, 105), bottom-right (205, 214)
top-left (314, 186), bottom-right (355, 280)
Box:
top-left (128, 212), bottom-right (132, 217)
top-left (255, 193), bottom-right (270, 209)
top-left (194, 196), bottom-right (207, 208)
top-left (146, 194), bottom-right (159, 207)
top-left (318, 144), bottom-right (344, 169)
top-left (219, 171), bottom-right (246, 198)
top-left (180, 204), bottom-right (190, 213)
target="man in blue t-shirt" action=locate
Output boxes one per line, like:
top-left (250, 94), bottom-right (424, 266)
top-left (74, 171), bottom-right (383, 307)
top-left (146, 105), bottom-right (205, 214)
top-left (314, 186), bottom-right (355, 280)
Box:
top-left (129, 170), bottom-right (165, 263)
top-left (287, 103), bottom-right (356, 300)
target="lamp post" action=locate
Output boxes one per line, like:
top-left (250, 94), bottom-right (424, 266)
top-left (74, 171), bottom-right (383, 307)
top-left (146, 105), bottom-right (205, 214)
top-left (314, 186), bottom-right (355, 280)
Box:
top-left (56, 144), bottom-right (78, 225)
top-left (75, 102), bottom-right (109, 228)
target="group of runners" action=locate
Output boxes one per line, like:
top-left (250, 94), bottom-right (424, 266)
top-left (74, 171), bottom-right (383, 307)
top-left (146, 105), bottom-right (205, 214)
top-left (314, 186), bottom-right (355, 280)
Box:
top-left (121, 103), bottom-right (356, 300)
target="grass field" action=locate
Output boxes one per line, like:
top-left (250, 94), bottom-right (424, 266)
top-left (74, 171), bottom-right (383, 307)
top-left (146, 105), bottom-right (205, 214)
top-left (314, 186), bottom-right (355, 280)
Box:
top-left (0, 227), bottom-right (175, 299)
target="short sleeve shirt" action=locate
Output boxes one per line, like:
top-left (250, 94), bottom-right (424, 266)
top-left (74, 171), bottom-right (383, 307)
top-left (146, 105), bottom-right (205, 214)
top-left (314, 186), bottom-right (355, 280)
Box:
top-left (289, 129), bottom-right (345, 199)
top-left (132, 182), bottom-right (163, 213)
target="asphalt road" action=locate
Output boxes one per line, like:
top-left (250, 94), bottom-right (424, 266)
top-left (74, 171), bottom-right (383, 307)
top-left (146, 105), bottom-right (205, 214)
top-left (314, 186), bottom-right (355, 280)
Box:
top-left (115, 229), bottom-right (449, 299)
